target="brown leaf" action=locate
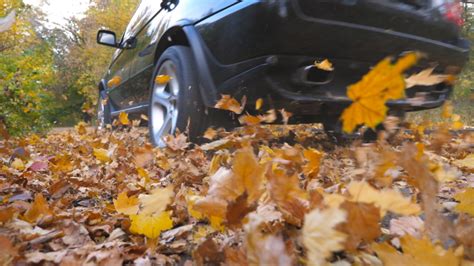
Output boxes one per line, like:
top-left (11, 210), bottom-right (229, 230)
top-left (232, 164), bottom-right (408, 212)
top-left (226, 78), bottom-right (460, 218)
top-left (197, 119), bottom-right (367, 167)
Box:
top-left (23, 193), bottom-right (53, 224)
top-left (214, 95), bottom-right (246, 114)
top-left (193, 238), bottom-right (225, 266)
top-left (339, 201), bottom-right (381, 251)
top-left (226, 193), bottom-right (257, 229)
top-left (0, 235), bottom-right (18, 264)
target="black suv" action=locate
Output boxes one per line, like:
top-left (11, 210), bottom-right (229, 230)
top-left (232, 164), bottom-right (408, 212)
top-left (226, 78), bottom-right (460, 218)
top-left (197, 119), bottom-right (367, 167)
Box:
top-left (97, 0), bottom-right (469, 146)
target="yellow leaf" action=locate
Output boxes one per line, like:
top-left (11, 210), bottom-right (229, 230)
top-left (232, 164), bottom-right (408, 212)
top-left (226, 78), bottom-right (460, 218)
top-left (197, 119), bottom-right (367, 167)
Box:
top-left (155, 74), bottom-right (171, 85)
top-left (118, 112), bottom-right (130, 125)
top-left (303, 206), bottom-right (347, 266)
top-left (303, 148), bottom-right (323, 178)
top-left (129, 211), bottom-right (173, 239)
top-left (74, 122), bottom-right (87, 135)
top-left (314, 59), bottom-right (334, 71)
top-left (114, 192), bottom-right (139, 216)
top-left (255, 98), bottom-right (263, 110)
top-left (348, 181), bottom-right (421, 216)
top-left (442, 101), bottom-right (454, 119)
top-left (107, 76), bottom-right (122, 88)
top-left (138, 186), bottom-right (174, 216)
top-left (373, 235), bottom-right (462, 266)
top-left (341, 53), bottom-right (418, 133)
top-left (454, 188), bottom-right (474, 216)
top-left (11, 158), bottom-right (25, 171)
top-left (93, 148), bottom-right (111, 163)
top-left (405, 68), bottom-right (450, 89)
top-left (23, 194), bottom-right (53, 223)
top-left (214, 95), bottom-right (246, 114)
top-left (232, 148), bottom-right (267, 203)
top-left (453, 154), bottom-right (474, 171)
top-left (203, 127), bottom-right (217, 140)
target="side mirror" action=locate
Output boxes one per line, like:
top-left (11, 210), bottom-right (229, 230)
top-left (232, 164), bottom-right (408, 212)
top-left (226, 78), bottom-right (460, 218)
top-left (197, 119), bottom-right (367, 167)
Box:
top-left (97, 30), bottom-right (119, 48)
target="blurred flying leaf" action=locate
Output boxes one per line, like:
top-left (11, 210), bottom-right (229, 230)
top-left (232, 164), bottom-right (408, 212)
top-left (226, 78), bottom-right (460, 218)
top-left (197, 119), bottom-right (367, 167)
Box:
top-left (214, 95), bottom-right (246, 114)
top-left (155, 74), bottom-right (172, 85)
top-left (341, 53), bottom-right (418, 133)
top-left (405, 68), bottom-right (451, 89)
top-left (119, 112), bottom-right (130, 125)
top-left (255, 98), bottom-right (263, 110)
top-left (314, 59), bottom-right (334, 71)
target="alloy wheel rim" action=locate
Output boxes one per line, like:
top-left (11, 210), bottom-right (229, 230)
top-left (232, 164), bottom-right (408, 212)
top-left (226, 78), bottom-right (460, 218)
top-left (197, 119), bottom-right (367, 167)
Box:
top-left (150, 60), bottom-right (180, 147)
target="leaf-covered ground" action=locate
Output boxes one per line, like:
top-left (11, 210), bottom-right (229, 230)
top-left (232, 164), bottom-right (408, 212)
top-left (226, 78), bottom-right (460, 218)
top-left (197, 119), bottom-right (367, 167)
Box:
top-left (0, 120), bottom-right (473, 265)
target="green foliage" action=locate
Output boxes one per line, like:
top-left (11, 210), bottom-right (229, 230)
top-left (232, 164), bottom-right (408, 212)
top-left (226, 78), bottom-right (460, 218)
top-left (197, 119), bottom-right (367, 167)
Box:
top-left (0, 0), bottom-right (56, 136)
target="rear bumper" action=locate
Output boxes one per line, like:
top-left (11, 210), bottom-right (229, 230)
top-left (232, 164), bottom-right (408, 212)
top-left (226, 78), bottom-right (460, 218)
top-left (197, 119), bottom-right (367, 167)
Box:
top-left (188, 0), bottom-right (469, 115)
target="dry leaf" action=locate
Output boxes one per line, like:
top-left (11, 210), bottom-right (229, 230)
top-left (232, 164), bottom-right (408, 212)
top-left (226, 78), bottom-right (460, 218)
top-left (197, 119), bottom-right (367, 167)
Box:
top-left (139, 186), bottom-right (174, 216)
top-left (255, 98), bottom-right (263, 110)
top-left (303, 206), bottom-right (347, 266)
top-left (129, 211), bottom-right (173, 239)
top-left (453, 154), bottom-right (474, 171)
top-left (341, 53), bottom-right (418, 133)
top-left (23, 194), bottom-right (53, 223)
top-left (303, 148), bottom-right (323, 178)
top-left (405, 68), bottom-right (450, 89)
top-left (93, 148), bottom-right (112, 163)
top-left (454, 188), bottom-right (474, 216)
top-left (314, 59), bottom-right (334, 71)
top-left (348, 181), bottom-right (421, 216)
top-left (155, 74), bottom-right (172, 85)
top-left (119, 112), bottom-right (130, 125)
top-left (114, 192), bottom-right (139, 216)
top-left (214, 95), bottom-right (246, 114)
top-left (373, 235), bottom-right (462, 266)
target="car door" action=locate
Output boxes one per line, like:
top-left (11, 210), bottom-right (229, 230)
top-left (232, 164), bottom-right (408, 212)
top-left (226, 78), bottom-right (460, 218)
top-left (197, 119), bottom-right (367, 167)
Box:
top-left (128, 0), bottom-right (240, 107)
top-left (106, 0), bottom-right (160, 110)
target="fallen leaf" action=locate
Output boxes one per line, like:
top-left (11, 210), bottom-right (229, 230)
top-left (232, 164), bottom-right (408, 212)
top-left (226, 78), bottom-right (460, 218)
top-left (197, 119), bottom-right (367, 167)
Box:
top-left (119, 112), bottom-right (130, 125)
top-left (129, 211), bottom-right (173, 239)
top-left (23, 193), bottom-right (53, 223)
top-left (405, 68), bottom-right (450, 89)
top-left (340, 53), bottom-right (418, 133)
top-left (155, 74), bottom-right (172, 85)
top-left (303, 148), bottom-right (323, 178)
top-left (139, 186), bottom-right (174, 216)
top-left (93, 148), bottom-right (112, 163)
top-left (454, 188), bottom-right (474, 216)
top-left (302, 206), bottom-right (347, 266)
top-left (373, 235), bottom-right (462, 266)
top-left (339, 201), bottom-right (381, 251)
top-left (214, 95), bottom-right (246, 114)
top-left (314, 59), bottom-right (334, 71)
top-left (453, 154), bottom-right (474, 171)
top-left (255, 98), bottom-right (263, 110)
top-left (0, 235), bottom-right (18, 264)
top-left (11, 158), bottom-right (25, 171)
top-left (347, 181), bottom-right (421, 216)
top-left (114, 192), bottom-right (139, 216)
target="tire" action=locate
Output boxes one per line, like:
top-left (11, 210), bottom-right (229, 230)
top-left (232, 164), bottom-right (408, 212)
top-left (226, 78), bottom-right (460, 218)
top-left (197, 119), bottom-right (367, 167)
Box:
top-left (148, 46), bottom-right (231, 146)
top-left (97, 91), bottom-right (111, 129)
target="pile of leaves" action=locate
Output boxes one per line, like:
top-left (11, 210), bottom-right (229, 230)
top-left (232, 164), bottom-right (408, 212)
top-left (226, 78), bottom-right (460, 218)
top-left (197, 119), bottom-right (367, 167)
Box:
top-left (0, 115), bottom-right (473, 265)
top-left (1, 54), bottom-right (474, 265)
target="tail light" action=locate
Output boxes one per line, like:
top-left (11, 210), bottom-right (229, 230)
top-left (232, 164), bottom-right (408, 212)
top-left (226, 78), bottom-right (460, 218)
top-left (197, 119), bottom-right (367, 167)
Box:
top-left (440, 0), bottom-right (464, 26)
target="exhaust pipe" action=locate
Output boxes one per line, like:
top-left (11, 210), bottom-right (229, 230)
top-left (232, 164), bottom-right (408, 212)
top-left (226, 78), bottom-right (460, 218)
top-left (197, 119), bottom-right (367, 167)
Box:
top-left (294, 65), bottom-right (334, 86)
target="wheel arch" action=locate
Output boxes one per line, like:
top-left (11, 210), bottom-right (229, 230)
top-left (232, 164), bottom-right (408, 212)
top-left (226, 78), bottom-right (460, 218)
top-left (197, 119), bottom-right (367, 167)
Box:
top-left (152, 25), bottom-right (219, 108)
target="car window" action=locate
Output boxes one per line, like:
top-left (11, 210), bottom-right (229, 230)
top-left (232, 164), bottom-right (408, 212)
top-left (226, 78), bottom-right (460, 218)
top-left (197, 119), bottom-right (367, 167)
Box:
top-left (123, 0), bottom-right (162, 39)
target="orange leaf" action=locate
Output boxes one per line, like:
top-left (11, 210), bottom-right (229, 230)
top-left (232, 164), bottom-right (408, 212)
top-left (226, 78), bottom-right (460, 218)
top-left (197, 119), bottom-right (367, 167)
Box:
top-left (155, 74), bottom-right (172, 85)
top-left (23, 194), bottom-right (53, 223)
top-left (255, 98), bottom-right (263, 110)
top-left (113, 192), bottom-right (139, 216)
top-left (214, 95), bottom-right (246, 114)
top-left (303, 148), bottom-right (323, 178)
top-left (118, 112), bottom-right (130, 125)
top-left (314, 59), bottom-right (334, 71)
top-left (341, 53), bottom-right (418, 133)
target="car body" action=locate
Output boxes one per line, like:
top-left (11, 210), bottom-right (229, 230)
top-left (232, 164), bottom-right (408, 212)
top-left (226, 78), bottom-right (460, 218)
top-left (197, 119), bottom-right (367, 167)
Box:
top-left (97, 0), bottom-right (469, 143)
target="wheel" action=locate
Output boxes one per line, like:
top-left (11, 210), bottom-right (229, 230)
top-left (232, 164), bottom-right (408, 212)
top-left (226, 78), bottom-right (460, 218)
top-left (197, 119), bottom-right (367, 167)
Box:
top-left (97, 91), bottom-right (111, 129)
top-left (148, 46), bottom-right (228, 147)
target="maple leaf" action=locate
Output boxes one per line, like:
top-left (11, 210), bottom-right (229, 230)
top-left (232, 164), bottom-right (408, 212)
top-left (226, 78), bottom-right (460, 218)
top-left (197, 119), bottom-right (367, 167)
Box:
top-left (405, 67), bottom-right (451, 89)
top-left (138, 186), bottom-right (174, 216)
top-left (314, 59), bottom-right (334, 71)
top-left (303, 206), bottom-right (347, 266)
top-left (373, 235), bottom-right (462, 266)
top-left (93, 148), bottom-right (112, 163)
top-left (155, 74), bottom-right (171, 85)
top-left (454, 188), bottom-right (474, 216)
top-left (239, 110), bottom-right (277, 126)
top-left (118, 112), bottom-right (130, 125)
top-left (23, 193), bottom-right (53, 223)
top-left (339, 201), bottom-right (381, 251)
top-left (340, 53), bottom-right (418, 133)
top-left (267, 169), bottom-right (309, 226)
top-left (232, 148), bottom-right (267, 203)
top-left (113, 192), bottom-right (139, 216)
top-left (214, 95), bottom-right (246, 114)
top-left (129, 211), bottom-right (173, 239)
top-left (303, 148), bottom-right (323, 178)
top-left (348, 181), bottom-right (421, 216)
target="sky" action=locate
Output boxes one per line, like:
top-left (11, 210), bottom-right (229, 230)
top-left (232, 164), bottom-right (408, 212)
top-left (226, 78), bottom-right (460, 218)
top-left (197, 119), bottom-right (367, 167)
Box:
top-left (23, 0), bottom-right (91, 28)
